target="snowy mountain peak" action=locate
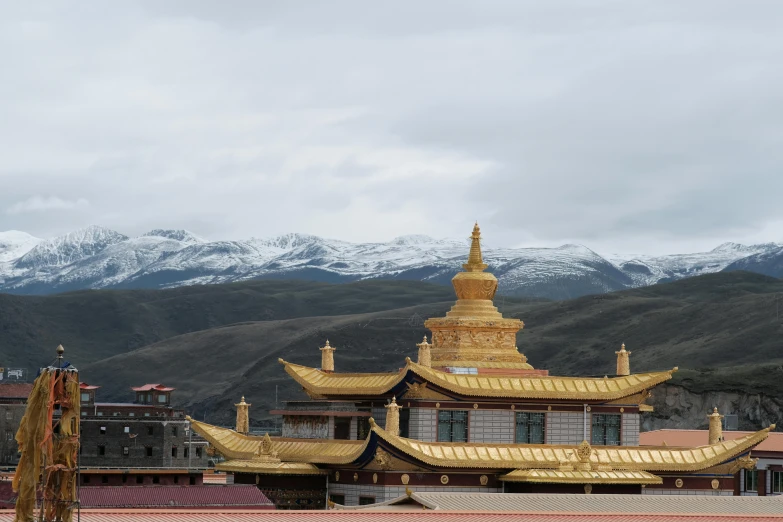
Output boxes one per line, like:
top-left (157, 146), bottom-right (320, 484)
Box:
top-left (14, 226), bottom-right (128, 269)
top-left (711, 242), bottom-right (752, 253)
top-left (390, 234), bottom-right (437, 246)
top-left (256, 233), bottom-right (325, 250)
top-left (142, 229), bottom-right (205, 244)
top-left (0, 230), bottom-right (42, 263)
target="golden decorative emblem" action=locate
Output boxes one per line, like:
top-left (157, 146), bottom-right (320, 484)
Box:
top-left (480, 475), bottom-right (488, 486)
top-left (584, 484), bottom-right (592, 495)
top-left (436, 402), bottom-right (440, 408)
top-left (511, 405), bottom-right (515, 410)
top-left (335, 471), bottom-right (340, 482)
top-left (547, 406), bottom-right (552, 411)
top-left (473, 403), bottom-right (478, 409)
top-left (353, 472), bottom-right (358, 482)
top-left (374, 448), bottom-right (393, 470)
top-left (711, 479), bottom-right (720, 490)
top-left (373, 473), bottom-right (378, 484)
top-left (586, 406), bottom-right (591, 412)
top-left (675, 478), bottom-right (683, 488)
top-left (620, 407), bottom-right (625, 413)
top-left (440, 475), bottom-right (449, 485)
top-left (401, 474), bottom-right (410, 485)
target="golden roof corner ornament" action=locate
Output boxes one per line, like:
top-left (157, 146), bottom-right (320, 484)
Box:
top-left (368, 417), bottom-right (376, 427)
top-left (615, 343), bottom-right (631, 376)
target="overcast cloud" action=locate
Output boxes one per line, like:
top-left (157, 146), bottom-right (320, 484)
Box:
top-left (1, 1), bottom-right (782, 255)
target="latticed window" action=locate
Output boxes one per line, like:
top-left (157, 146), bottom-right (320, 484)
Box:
top-left (515, 412), bottom-right (545, 444)
top-left (745, 469), bottom-right (758, 492)
top-left (437, 410), bottom-right (468, 442)
top-left (772, 471), bottom-right (783, 494)
top-left (357, 416), bottom-right (371, 440)
top-left (591, 414), bottom-right (620, 445)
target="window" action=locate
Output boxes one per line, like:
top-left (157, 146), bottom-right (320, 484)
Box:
top-left (189, 475), bottom-right (196, 485)
top-left (329, 494), bottom-right (345, 505)
top-left (145, 446), bottom-right (153, 457)
top-left (144, 413), bottom-right (151, 417)
top-left (773, 471), bottom-right (783, 494)
top-left (592, 414), bottom-right (621, 446)
top-left (113, 412), bottom-right (119, 417)
top-left (183, 448), bottom-right (189, 458)
top-left (5, 410), bottom-right (12, 420)
top-left (172, 427), bottom-right (178, 437)
top-left (122, 474), bottom-right (128, 484)
top-left (158, 394), bottom-right (167, 403)
top-left (96, 412), bottom-right (103, 416)
top-left (399, 407), bottom-right (410, 438)
top-left (99, 426), bottom-right (106, 435)
top-left (745, 469), bottom-right (758, 492)
top-left (173, 475), bottom-right (179, 484)
top-left (515, 412), bottom-right (546, 444)
top-left (334, 417), bottom-right (351, 440)
top-left (195, 447), bottom-right (202, 458)
top-left (152, 475), bottom-right (160, 484)
top-left (80, 393), bottom-right (90, 402)
top-left (147, 426), bottom-right (154, 436)
top-left (83, 475), bottom-right (90, 484)
top-left (129, 413), bottom-right (135, 417)
top-left (101, 475), bottom-right (108, 484)
top-left (357, 417), bottom-right (370, 440)
top-left (98, 445), bottom-right (105, 456)
top-left (359, 496), bottom-right (376, 505)
top-left (124, 426), bottom-right (130, 433)
top-left (171, 446), bottom-right (178, 458)
top-left (437, 410), bottom-right (468, 442)
top-left (81, 412), bottom-right (86, 416)
top-left (5, 430), bottom-right (12, 441)
top-left (122, 446), bottom-right (129, 456)
top-left (136, 475), bottom-right (144, 484)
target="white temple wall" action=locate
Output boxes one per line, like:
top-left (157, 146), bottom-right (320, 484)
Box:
top-left (546, 412), bottom-right (584, 445)
top-left (469, 409), bottom-right (514, 443)
top-left (621, 413), bottom-right (640, 446)
top-left (408, 408), bottom-right (437, 442)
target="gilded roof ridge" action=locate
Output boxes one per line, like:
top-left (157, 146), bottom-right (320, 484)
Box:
top-left (281, 359), bottom-right (407, 378)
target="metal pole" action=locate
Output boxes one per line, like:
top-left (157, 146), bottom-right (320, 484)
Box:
top-left (188, 420), bottom-right (192, 470)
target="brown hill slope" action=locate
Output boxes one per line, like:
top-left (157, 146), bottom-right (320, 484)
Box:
top-left (82, 271), bottom-right (783, 427)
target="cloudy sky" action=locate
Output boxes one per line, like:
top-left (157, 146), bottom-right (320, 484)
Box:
top-left (1, 1), bottom-right (782, 255)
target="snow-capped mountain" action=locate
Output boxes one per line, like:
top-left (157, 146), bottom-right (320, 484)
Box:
top-left (0, 226), bottom-right (779, 298)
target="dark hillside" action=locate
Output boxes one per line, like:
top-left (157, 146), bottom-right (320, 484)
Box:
top-left (0, 279), bottom-right (456, 371)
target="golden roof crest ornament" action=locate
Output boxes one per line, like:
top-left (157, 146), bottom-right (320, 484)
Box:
top-left (576, 440), bottom-right (592, 471)
top-left (254, 433), bottom-right (280, 462)
top-left (463, 222), bottom-right (488, 272)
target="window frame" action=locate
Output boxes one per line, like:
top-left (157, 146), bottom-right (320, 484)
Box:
top-left (772, 471), bottom-right (783, 494)
top-left (515, 411), bottom-right (546, 444)
top-left (591, 413), bottom-right (621, 446)
top-left (437, 410), bottom-right (469, 442)
top-left (359, 496), bottom-right (376, 505)
top-left (745, 469), bottom-right (758, 492)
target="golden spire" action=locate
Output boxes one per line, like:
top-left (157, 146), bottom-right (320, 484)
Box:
top-left (615, 343), bottom-right (631, 376)
top-left (320, 340), bottom-right (335, 372)
top-left (416, 336), bottom-right (431, 368)
top-left (234, 396), bottom-right (251, 434)
top-left (708, 407), bottom-right (724, 444)
top-left (463, 222), bottom-right (488, 272)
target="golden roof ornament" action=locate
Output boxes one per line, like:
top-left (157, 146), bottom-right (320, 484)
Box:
top-left (615, 343), bottom-right (631, 376)
top-left (708, 407), bottom-right (725, 444)
top-left (463, 222), bottom-right (488, 272)
top-left (235, 395), bottom-right (251, 434)
top-left (320, 340), bottom-right (336, 372)
top-left (576, 440), bottom-right (593, 471)
top-left (384, 396), bottom-right (402, 436)
top-left (416, 336), bottom-right (431, 368)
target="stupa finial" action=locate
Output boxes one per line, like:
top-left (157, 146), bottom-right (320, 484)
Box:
top-left (463, 222), bottom-right (488, 272)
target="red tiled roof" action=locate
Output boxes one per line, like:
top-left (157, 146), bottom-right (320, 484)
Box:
top-left (640, 429), bottom-right (783, 453)
top-left (80, 382), bottom-right (101, 390)
top-left (132, 384), bottom-right (175, 392)
top-left (0, 512), bottom-right (782, 521)
top-left (0, 383), bottom-right (33, 399)
top-left (78, 485), bottom-right (272, 509)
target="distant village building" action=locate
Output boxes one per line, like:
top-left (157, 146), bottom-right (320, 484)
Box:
top-left (0, 383), bottom-right (33, 467)
top-left (187, 224), bottom-right (776, 509)
top-left (79, 382), bottom-right (210, 486)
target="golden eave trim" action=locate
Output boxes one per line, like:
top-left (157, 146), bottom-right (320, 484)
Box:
top-left (215, 459), bottom-right (325, 475)
top-left (280, 357), bottom-right (677, 401)
top-left (499, 468), bottom-right (663, 485)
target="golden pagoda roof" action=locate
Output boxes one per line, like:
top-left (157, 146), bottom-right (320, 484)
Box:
top-left (279, 358), bottom-right (677, 401)
top-left (498, 468), bottom-right (662, 485)
top-left (188, 416), bottom-right (773, 473)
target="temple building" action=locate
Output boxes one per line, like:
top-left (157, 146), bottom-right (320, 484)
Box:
top-left (189, 224), bottom-right (775, 509)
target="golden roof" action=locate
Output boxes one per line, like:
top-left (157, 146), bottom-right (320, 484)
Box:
top-left (188, 416), bottom-right (773, 473)
top-left (499, 468), bottom-right (663, 485)
top-left (280, 358), bottom-right (677, 401)
top-left (215, 460), bottom-right (324, 475)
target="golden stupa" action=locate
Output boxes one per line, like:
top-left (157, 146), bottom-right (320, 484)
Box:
top-left (424, 223), bottom-right (532, 370)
